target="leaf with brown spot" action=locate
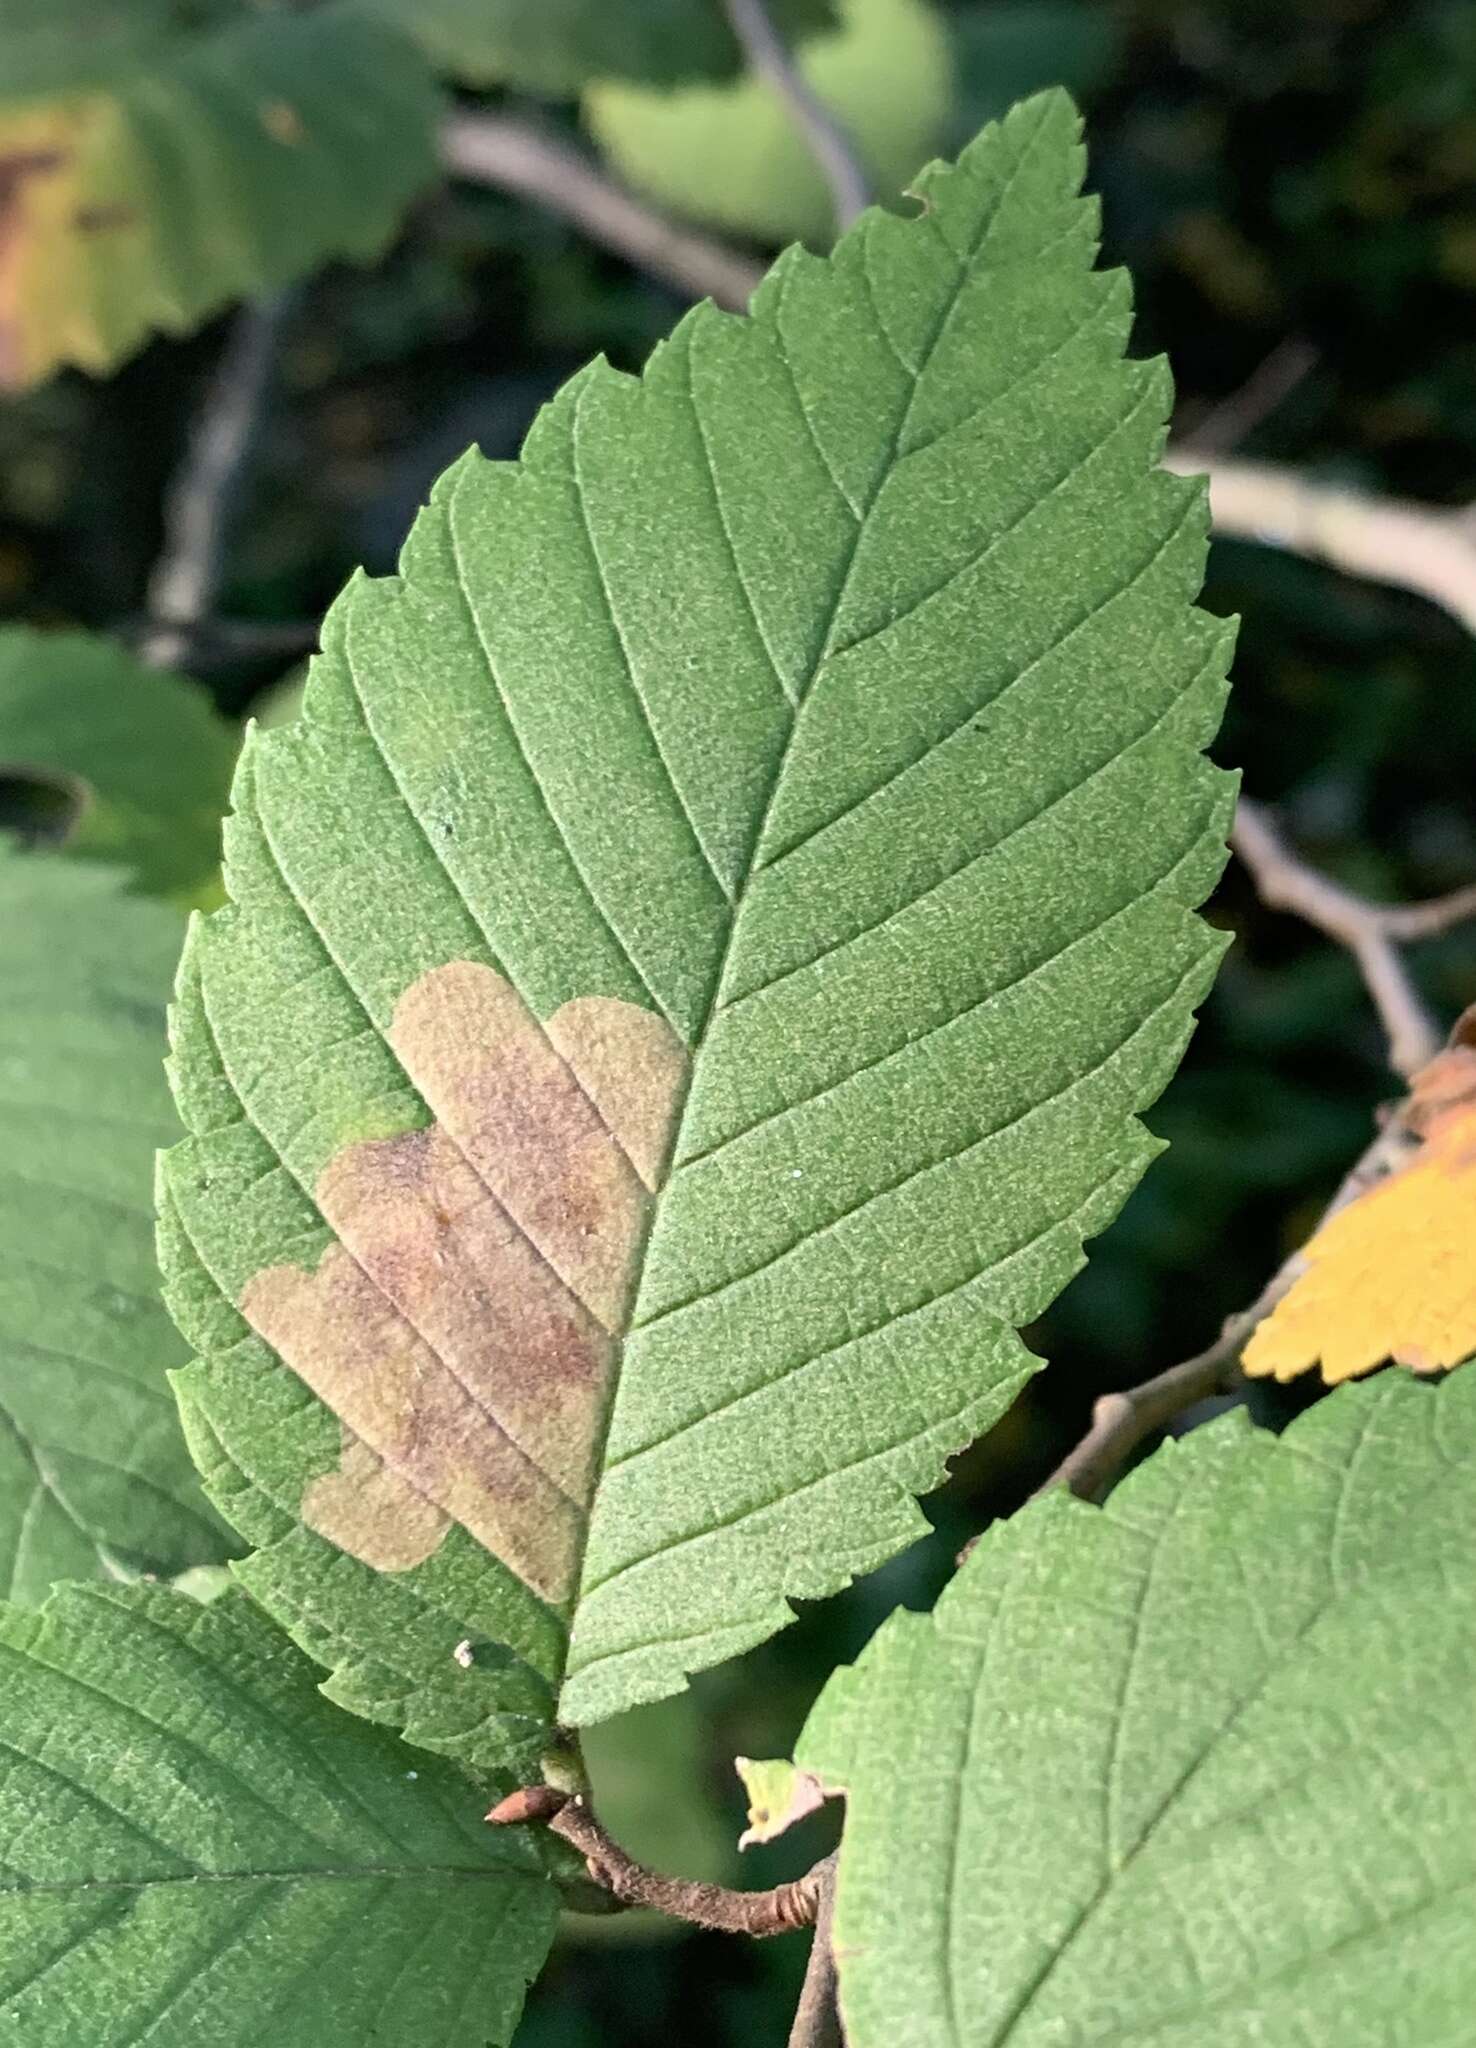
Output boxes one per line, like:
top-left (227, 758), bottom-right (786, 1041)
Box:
top-left (1244, 1029), bottom-right (1476, 1385)
top-left (0, 2), bottom-right (435, 387)
top-left (240, 961), bottom-right (686, 1604)
top-left (160, 92), bottom-right (1235, 1781)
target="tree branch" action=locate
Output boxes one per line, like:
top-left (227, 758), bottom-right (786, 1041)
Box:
top-left (1028, 1111), bottom-right (1418, 1509)
top-left (1165, 452), bottom-right (1476, 636)
top-left (1176, 337), bottom-right (1318, 456)
top-left (488, 1789), bottom-right (830, 1936)
top-left (1231, 797), bottom-right (1476, 1078)
top-left (440, 112), bottom-right (765, 312)
top-left (435, 115), bottom-right (1476, 667)
top-left (140, 290), bottom-right (296, 671)
top-left (722, 0), bottom-right (869, 232)
top-left (787, 1852), bottom-right (844, 2048)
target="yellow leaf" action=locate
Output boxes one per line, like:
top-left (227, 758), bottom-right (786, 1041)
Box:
top-left (1244, 1035), bottom-right (1476, 1385)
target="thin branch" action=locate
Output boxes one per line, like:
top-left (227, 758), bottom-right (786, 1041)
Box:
top-left (1166, 452), bottom-right (1476, 636)
top-left (435, 117), bottom-right (1476, 665)
top-left (140, 290), bottom-right (296, 671)
top-left (721, 0), bottom-right (870, 232)
top-left (1177, 336), bottom-right (1318, 456)
top-left (440, 112), bottom-right (764, 311)
top-left (1030, 1112), bottom-right (1418, 1508)
top-left (1231, 796), bottom-right (1476, 1078)
top-left (124, 613), bottom-right (322, 665)
top-left (788, 1853), bottom-right (844, 2048)
top-left (488, 1789), bottom-right (829, 1936)
top-left (1377, 884), bottom-right (1476, 942)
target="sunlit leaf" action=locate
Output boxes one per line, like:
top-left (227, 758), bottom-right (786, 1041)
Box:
top-left (800, 1370), bottom-right (1476, 2047)
top-left (0, 0), bottom-right (437, 387)
top-left (1245, 1022), bottom-right (1476, 1383)
top-left (160, 92), bottom-right (1233, 1782)
top-left (585, 0), bottom-right (955, 247)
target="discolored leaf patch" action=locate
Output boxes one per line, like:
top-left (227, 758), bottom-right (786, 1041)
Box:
top-left (1245, 1015), bottom-right (1476, 1384)
top-left (0, 3), bottom-right (436, 388)
top-left (735, 1755), bottom-right (829, 1848)
top-left (0, 123), bottom-right (73, 387)
top-left (240, 960), bottom-right (686, 1605)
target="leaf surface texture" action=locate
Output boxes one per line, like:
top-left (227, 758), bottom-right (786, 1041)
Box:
top-left (160, 92), bottom-right (1234, 1770)
top-left (0, 854), bottom-right (228, 1603)
top-left (0, 1582), bottom-right (554, 2045)
top-left (800, 1370), bottom-right (1476, 2047)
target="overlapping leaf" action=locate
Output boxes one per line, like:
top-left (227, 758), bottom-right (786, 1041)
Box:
top-left (586, 0), bottom-right (955, 247)
top-left (0, 628), bottom-right (236, 899)
top-left (0, 0), bottom-right (437, 387)
top-left (366, 0), bottom-right (835, 92)
top-left (799, 1369), bottom-right (1476, 2047)
top-left (1246, 1022), bottom-right (1476, 1383)
top-left (0, 1582), bottom-right (555, 2045)
top-left (0, 852), bottom-right (228, 1602)
top-left (160, 91), bottom-right (1234, 1782)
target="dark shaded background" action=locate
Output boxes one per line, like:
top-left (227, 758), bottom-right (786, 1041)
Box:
top-left (3, 2), bottom-right (1474, 2037)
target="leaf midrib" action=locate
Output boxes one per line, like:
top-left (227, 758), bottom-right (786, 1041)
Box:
top-left (567, 101), bottom-right (1060, 1660)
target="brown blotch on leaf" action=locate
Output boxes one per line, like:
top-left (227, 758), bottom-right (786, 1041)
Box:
top-left (1404, 1005), bottom-right (1476, 1142)
top-left (240, 963), bottom-right (687, 1605)
top-left (72, 202), bottom-right (134, 234)
top-left (259, 100), bottom-right (306, 146)
top-left (301, 1428), bottom-right (448, 1571)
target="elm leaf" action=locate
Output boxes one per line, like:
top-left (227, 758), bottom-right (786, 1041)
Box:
top-left (0, 1582), bottom-right (555, 2046)
top-left (0, 628), bottom-right (237, 900)
top-left (1244, 1030), bottom-right (1476, 1384)
top-left (0, 0), bottom-right (436, 388)
top-left (799, 1371), bottom-right (1476, 2047)
top-left (160, 91), bottom-right (1234, 1779)
top-left (0, 852), bottom-right (229, 1603)
top-left (585, 0), bottom-right (955, 248)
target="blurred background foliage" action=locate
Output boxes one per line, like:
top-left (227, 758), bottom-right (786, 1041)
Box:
top-left (1, 1), bottom-right (1473, 2038)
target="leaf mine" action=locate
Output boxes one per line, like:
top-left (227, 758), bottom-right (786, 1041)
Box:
top-left (240, 959), bottom-right (686, 1603)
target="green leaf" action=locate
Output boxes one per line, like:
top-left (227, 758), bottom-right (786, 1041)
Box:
top-left (365, 0), bottom-right (836, 93)
top-left (159, 90), bottom-right (1234, 1780)
top-left (0, 628), bottom-right (237, 900)
top-left (0, 1581), bottom-right (556, 2045)
top-left (0, 852), bottom-right (230, 1603)
top-left (586, 0), bottom-right (955, 247)
top-left (0, 0), bottom-right (437, 388)
top-left (798, 1370), bottom-right (1476, 2047)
